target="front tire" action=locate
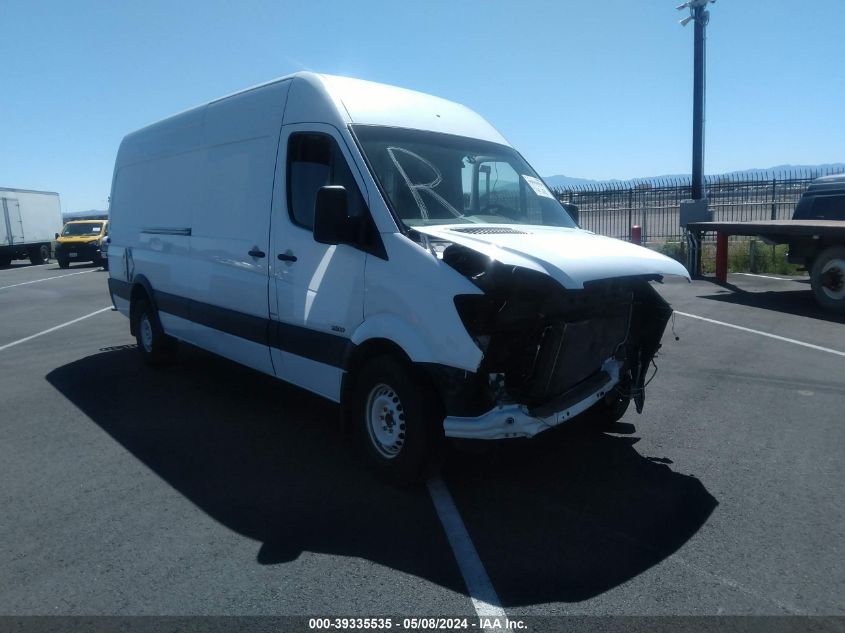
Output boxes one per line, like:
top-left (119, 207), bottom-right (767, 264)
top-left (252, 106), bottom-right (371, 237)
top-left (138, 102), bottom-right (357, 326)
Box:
top-left (353, 356), bottom-right (439, 484)
top-left (584, 390), bottom-right (631, 431)
top-left (810, 246), bottom-right (845, 314)
top-left (57, 256), bottom-right (70, 269)
top-left (134, 298), bottom-right (177, 366)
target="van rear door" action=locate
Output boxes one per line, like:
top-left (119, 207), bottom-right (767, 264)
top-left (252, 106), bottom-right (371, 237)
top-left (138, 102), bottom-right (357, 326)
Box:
top-left (269, 124), bottom-right (369, 401)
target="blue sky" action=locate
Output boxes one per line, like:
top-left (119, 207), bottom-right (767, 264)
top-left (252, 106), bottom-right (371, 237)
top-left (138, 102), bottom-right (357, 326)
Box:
top-left (1, 0), bottom-right (842, 212)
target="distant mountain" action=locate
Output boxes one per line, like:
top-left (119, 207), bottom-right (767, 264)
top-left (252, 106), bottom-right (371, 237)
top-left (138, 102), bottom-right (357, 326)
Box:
top-left (544, 163), bottom-right (845, 189)
top-left (63, 209), bottom-right (107, 220)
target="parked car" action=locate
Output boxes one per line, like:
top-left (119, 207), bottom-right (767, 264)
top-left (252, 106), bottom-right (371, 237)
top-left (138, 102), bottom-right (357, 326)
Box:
top-left (55, 219), bottom-right (109, 269)
top-left (107, 73), bottom-right (688, 481)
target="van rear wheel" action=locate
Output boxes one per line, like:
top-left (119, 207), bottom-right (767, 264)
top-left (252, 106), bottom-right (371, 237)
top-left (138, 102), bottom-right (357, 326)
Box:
top-left (134, 298), bottom-right (177, 366)
top-left (354, 356), bottom-right (438, 484)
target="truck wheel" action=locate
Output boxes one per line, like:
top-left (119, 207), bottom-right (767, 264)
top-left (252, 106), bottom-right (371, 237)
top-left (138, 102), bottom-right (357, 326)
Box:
top-left (28, 245), bottom-right (50, 265)
top-left (810, 246), bottom-right (845, 314)
top-left (134, 298), bottom-right (177, 366)
top-left (353, 356), bottom-right (439, 484)
top-left (0, 256), bottom-right (11, 268)
top-left (57, 256), bottom-right (70, 269)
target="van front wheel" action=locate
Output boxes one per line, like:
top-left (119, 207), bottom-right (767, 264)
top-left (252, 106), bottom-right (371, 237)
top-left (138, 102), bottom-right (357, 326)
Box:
top-left (355, 356), bottom-right (438, 484)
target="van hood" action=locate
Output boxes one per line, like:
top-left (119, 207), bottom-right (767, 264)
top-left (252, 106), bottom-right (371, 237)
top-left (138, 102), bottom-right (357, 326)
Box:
top-left (414, 225), bottom-right (690, 289)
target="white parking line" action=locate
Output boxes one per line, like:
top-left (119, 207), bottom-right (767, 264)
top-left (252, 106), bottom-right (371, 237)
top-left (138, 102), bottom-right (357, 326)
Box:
top-left (427, 477), bottom-right (506, 625)
top-left (734, 273), bottom-right (793, 281)
top-left (0, 307), bottom-right (112, 353)
top-left (675, 311), bottom-right (845, 358)
top-left (0, 269), bottom-right (98, 291)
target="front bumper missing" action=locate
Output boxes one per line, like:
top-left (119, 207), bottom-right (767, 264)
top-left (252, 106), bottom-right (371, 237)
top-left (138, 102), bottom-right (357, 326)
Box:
top-left (443, 358), bottom-right (622, 440)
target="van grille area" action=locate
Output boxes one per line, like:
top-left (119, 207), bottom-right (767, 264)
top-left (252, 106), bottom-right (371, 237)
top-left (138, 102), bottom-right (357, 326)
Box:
top-left (495, 293), bottom-right (632, 407)
top-left (452, 275), bottom-right (671, 415)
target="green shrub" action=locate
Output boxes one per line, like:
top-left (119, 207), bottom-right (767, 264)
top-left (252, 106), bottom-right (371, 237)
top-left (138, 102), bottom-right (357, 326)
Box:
top-left (648, 240), bottom-right (805, 276)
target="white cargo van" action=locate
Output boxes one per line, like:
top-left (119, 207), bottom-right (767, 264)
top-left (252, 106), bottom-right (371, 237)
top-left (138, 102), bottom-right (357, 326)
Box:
top-left (107, 73), bottom-right (688, 481)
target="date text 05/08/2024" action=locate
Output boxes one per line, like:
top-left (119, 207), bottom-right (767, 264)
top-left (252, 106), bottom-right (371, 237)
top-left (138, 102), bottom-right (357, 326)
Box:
top-left (308, 617), bottom-right (527, 630)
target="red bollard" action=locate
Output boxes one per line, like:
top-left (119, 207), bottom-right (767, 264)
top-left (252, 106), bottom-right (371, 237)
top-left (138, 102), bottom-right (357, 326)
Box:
top-left (715, 231), bottom-right (728, 283)
top-left (630, 225), bottom-right (642, 246)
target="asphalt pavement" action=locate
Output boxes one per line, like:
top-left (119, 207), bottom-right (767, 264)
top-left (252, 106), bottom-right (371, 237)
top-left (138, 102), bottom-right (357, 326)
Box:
top-left (0, 261), bottom-right (842, 626)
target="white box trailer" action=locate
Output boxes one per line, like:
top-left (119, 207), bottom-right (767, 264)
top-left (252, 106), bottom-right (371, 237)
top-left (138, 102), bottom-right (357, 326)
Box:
top-left (0, 188), bottom-right (63, 266)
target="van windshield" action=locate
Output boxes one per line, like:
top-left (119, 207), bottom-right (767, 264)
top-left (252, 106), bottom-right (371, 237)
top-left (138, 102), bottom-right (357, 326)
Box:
top-left (62, 222), bottom-right (103, 236)
top-left (352, 125), bottom-right (577, 229)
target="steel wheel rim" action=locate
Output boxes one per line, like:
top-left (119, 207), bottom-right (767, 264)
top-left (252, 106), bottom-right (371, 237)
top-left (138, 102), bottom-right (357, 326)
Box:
top-left (139, 314), bottom-right (154, 353)
top-left (365, 383), bottom-right (406, 459)
top-left (821, 258), bottom-right (845, 301)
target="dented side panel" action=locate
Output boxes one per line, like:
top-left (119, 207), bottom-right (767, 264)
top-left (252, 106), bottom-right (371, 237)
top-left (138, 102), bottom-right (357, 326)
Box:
top-left (356, 232), bottom-right (484, 371)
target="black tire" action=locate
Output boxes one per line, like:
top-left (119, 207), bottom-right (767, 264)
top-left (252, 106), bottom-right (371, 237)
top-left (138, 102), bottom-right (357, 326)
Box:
top-left (810, 246), bottom-right (845, 314)
top-left (0, 256), bottom-right (11, 268)
top-left (133, 298), bottom-right (177, 366)
top-left (583, 390), bottom-right (631, 431)
top-left (28, 244), bottom-right (50, 265)
top-left (57, 256), bottom-right (70, 269)
top-left (352, 355), bottom-right (440, 484)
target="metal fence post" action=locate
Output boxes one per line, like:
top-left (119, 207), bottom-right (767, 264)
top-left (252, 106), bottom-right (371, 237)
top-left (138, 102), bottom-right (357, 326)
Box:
top-left (770, 176), bottom-right (777, 220)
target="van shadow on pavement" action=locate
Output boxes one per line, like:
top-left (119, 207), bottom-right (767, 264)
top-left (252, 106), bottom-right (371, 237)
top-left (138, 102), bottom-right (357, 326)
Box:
top-left (46, 345), bottom-right (717, 607)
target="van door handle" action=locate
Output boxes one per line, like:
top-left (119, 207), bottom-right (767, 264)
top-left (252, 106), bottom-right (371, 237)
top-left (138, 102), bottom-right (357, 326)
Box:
top-left (277, 252), bottom-right (297, 262)
top-left (248, 248), bottom-right (266, 258)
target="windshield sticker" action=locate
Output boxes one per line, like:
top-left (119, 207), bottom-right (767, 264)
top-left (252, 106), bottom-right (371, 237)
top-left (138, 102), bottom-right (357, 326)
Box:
top-left (522, 175), bottom-right (554, 199)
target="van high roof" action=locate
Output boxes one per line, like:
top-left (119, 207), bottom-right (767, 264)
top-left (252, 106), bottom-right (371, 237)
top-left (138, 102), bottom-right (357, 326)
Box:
top-left (121, 72), bottom-right (509, 160)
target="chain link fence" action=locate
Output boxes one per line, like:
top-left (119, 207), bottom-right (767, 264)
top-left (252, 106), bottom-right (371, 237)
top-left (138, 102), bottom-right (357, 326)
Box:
top-left (554, 167), bottom-right (844, 244)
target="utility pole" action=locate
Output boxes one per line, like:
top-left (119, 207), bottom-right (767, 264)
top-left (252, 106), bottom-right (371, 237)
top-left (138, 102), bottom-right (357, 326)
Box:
top-left (678, 0), bottom-right (715, 200)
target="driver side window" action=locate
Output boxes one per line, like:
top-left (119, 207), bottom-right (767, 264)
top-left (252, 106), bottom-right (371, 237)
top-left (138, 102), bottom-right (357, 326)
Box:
top-left (287, 132), bottom-right (367, 230)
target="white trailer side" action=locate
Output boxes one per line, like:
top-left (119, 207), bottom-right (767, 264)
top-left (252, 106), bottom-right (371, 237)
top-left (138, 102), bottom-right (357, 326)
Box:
top-left (0, 188), bottom-right (63, 266)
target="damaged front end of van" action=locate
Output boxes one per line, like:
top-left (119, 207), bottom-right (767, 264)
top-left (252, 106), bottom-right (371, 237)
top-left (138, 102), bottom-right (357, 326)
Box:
top-left (412, 227), bottom-right (686, 440)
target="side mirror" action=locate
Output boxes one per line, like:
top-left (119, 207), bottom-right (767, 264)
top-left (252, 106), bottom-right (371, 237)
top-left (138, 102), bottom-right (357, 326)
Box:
top-left (313, 186), bottom-right (351, 245)
top-left (561, 202), bottom-right (579, 226)
top-left (55, 232), bottom-right (60, 239)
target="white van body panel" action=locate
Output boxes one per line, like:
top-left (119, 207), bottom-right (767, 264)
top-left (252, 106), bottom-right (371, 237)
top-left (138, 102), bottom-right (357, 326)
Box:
top-left (359, 233), bottom-right (484, 371)
top-left (414, 224), bottom-right (690, 289)
top-left (277, 352), bottom-right (344, 402)
top-left (187, 80), bottom-right (290, 374)
top-left (110, 107), bottom-right (204, 342)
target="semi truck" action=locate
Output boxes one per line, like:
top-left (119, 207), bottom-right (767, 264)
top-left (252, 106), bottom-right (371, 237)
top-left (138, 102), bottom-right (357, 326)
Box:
top-left (0, 188), bottom-right (63, 267)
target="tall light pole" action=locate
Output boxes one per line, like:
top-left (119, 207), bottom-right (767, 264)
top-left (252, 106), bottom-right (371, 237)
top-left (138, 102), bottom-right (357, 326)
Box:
top-left (678, 0), bottom-right (715, 200)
